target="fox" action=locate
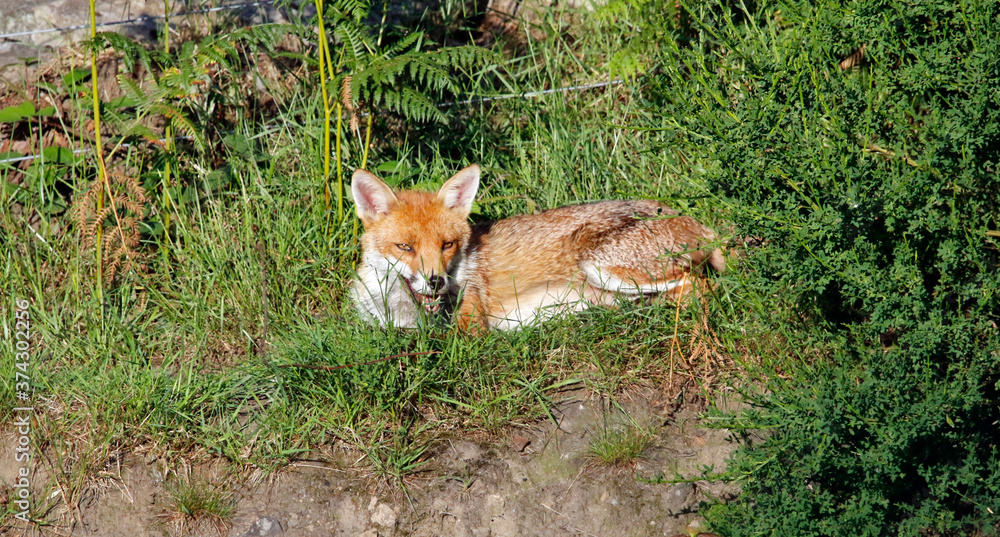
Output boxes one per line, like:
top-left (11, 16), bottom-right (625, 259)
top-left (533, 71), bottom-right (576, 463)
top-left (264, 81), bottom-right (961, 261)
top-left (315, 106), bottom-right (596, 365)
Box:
top-left (350, 164), bottom-right (725, 331)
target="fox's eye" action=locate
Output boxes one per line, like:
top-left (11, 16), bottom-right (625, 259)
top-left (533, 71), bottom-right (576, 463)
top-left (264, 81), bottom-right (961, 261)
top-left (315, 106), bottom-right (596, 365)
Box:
top-left (442, 241), bottom-right (454, 250)
top-left (396, 243), bottom-right (412, 252)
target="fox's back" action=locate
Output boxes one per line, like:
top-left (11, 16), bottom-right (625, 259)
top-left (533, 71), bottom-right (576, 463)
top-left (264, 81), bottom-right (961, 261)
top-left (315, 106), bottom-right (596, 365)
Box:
top-left (470, 199), bottom-right (717, 272)
top-left (478, 199), bottom-right (677, 244)
top-left (460, 199), bottom-right (723, 328)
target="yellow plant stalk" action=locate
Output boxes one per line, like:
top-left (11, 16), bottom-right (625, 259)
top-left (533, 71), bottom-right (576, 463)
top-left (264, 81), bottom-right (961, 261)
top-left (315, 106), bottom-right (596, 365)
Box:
top-left (162, 0), bottom-right (174, 242)
top-left (88, 0), bottom-right (134, 295)
top-left (89, 0), bottom-right (106, 301)
top-left (314, 0), bottom-right (333, 223)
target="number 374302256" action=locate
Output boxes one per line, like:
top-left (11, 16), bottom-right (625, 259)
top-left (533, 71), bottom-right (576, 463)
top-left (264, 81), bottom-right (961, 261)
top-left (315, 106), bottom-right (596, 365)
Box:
top-left (14, 299), bottom-right (30, 392)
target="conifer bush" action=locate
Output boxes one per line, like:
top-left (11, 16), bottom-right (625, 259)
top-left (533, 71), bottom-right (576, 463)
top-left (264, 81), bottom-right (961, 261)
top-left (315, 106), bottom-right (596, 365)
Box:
top-left (641, 0), bottom-right (1000, 533)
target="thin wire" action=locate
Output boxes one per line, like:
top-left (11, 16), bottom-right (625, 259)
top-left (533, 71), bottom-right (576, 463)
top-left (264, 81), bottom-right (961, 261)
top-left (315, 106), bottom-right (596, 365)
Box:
top-left (0, 1), bottom-right (278, 41)
top-left (440, 79), bottom-right (623, 108)
top-left (0, 148), bottom-right (91, 165)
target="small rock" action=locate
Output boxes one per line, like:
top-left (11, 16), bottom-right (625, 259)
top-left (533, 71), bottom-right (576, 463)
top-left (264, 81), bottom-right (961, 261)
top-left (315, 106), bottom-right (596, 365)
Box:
top-left (240, 516), bottom-right (286, 537)
top-left (512, 435), bottom-right (531, 452)
top-left (371, 503), bottom-right (397, 528)
top-left (684, 519), bottom-right (710, 535)
top-left (662, 483), bottom-right (696, 513)
top-left (453, 440), bottom-right (486, 462)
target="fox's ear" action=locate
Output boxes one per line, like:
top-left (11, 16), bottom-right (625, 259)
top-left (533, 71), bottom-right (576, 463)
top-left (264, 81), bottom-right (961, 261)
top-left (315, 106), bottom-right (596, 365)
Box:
top-left (352, 169), bottom-right (398, 225)
top-left (437, 164), bottom-right (480, 218)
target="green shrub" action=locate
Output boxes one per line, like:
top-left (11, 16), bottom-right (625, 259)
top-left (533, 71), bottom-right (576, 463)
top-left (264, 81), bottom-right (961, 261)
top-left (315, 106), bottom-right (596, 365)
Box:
top-left (641, 0), bottom-right (1000, 533)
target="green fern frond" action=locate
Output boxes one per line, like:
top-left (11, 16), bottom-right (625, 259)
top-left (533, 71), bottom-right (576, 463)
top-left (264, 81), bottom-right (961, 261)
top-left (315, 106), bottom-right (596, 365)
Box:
top-left (89, 31), bottom-right (153, 72)
top-left (118, 76), bottom-right (148, 103)
top-left (342, 40), bottom-right (497, 124)
top-left (320, 0), bottom-right (369, 22)
top-left (343, 0), bottom-right (369, 21)
top-left (223, 23), bottom-right (294, 53)
top-left (382, 31), bottom-right (422, 58)
top-left (301, 0), bottom-right (500, 127)
top-left (380, 87), bottom-right (446, 123)
top-left (335, 24), bottom-right (371, 62)
top-left (202, 39), bottom-right (237, 66)
top-left (119, 123), bottom-right (162, 146)
top-left (150, 104), bottom-right (206, 152)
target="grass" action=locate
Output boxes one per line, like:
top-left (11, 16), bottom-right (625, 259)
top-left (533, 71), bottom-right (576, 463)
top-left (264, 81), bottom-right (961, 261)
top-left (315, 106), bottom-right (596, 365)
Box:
top-left (586, 423), bottom-right (656, 468)
top-left (11, 0), bottom-right (995, 534)
top-left (0, 5), bottom-right (741, 529)
top-left (161, 476), bottom-right (236, 534)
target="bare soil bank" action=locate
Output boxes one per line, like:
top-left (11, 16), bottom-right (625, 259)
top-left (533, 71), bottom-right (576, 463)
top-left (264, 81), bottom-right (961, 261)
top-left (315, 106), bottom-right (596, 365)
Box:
top-left (2, 389), bottom-right (739, 536)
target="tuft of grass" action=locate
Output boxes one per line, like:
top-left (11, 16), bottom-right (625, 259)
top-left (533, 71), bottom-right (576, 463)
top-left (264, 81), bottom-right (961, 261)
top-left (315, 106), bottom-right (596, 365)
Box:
top-left (585, 423), bottom-right (655, 468)
top-left (162, 478), bottom-right (236, 534)
top-left (357, 418), bottom-right (434, 488)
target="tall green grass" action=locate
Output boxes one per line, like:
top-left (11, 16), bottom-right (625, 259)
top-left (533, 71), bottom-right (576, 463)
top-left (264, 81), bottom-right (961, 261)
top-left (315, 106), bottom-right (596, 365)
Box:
top-left (1, 1), bottom-right (736, 526)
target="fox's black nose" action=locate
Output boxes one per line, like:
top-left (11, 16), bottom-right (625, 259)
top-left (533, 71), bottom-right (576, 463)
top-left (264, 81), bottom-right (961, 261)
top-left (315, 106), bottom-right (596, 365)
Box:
top-left (428, 275), bottom-right (448, 293)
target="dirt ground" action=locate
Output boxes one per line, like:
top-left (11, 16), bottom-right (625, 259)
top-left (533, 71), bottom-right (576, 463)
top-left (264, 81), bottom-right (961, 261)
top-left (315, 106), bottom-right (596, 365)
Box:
top-left (1, 388), bottom-right (739, 536)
